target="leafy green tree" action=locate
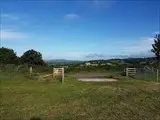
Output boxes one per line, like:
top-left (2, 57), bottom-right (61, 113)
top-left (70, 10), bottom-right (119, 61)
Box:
top-left (0, 47), bottom-right (18, 64)
top-left (151, 33), bottom-right (160, 69)
top-left (21, 49), bottom-right (45, 66)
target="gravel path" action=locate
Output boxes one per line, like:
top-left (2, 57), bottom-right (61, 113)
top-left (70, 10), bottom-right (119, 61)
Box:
top-left (74, 74), bottom-right (118, 82)
top-left (78, 78), bottom-right (117, 82)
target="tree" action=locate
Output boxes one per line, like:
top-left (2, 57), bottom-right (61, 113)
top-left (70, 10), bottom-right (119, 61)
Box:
top-left (151, 33), bottom-right (160, 69)
top-left (0, 47), bottom-right (18, 64)
top-left (20, 49), bottom-right (45, 66)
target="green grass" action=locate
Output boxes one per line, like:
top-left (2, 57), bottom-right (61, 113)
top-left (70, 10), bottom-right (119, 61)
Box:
top-left (141, 74), bottom-right (160, 82)
top-left (0, 73), bottom-right (160, 120)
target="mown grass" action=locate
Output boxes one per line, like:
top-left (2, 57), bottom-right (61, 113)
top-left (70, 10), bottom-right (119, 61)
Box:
top-left (0, 73), bottom-right (160, 120)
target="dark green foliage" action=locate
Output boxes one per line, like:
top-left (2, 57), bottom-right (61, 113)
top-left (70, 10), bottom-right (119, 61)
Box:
top-left (0, 47), bottom-right (19, 64)
top-left (20, 49), bottom-right (45, 66)
top-left (151, 33), bottom-right (160, 69)
top-left (30, 117), bottom-right (42, 120)
top-left (61, 57), bottom-right (156, 74)
top-left (120, 71), bottom-right (126, 76)
top-left (32, 65), bottom-right (52, 73)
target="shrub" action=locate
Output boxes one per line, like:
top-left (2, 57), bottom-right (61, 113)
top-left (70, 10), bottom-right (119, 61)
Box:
top-left (120, 71), bottom-right (126, 76)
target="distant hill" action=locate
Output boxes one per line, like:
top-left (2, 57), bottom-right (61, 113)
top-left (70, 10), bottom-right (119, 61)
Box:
top-left (45, 59), bottom-right (83, 63)
top-left (85, 57), bottom-right (157, 68)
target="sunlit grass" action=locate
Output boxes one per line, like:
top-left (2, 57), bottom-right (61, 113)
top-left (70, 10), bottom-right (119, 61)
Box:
top-left (0, 73), bottom-right (160, 120)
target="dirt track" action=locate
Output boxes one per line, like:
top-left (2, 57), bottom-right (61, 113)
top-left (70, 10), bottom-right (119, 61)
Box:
top-left (74, 74), bottom-right (107, 79)
top-left (74, 74), bottom-right (117, 82)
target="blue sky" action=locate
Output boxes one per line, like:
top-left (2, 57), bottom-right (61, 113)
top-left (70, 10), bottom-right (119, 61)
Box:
top-left (0, 0), bottom-right (160, 60)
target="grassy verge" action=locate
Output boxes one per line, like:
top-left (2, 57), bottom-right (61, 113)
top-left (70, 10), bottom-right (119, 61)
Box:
top-left (0, 73), bottom-right (160, 120)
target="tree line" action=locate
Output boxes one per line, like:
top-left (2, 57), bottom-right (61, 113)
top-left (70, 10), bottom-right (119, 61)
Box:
top-left (151, 33), bottom-right (160, 69)
top-left (0, 48), bottom-right (45, 66)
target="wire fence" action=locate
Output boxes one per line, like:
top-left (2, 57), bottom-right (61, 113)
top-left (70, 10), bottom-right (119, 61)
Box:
top-left (132, 66), bottom-right (160, 82)
top-left (0, 64), bottom-right (53, 78)
top-left (1, 64), bottom-right (160, 82)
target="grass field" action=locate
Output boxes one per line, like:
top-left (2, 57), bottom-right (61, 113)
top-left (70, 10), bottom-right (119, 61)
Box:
top-left (0, 73), bottom-right (160, 120)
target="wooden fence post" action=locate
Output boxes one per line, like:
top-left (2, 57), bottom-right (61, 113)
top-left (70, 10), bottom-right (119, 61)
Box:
top-left (157, 69), bottom-right (159, 82)
top-left (62, 68), bottom-right (64, 83)
top-left (29, 66), bottom-right (32, 76)
top-left (53, 68), bottom-right (55, 78)
top-left (152, 67), bottom-right (154, 72)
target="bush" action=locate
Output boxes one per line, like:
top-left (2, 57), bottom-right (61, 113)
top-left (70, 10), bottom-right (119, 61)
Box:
top-left (30, 117), bottom-right (42, 120)
top-left (120, 71), bottom-right (126, 76)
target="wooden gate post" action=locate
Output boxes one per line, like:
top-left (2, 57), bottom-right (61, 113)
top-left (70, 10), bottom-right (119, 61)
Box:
top-left (62, 68), bottom-right (64, 83)
top-left (53, 68), bottom-right (64, 83)
top-left (126, 68), bottom-right (136, 79)
top-left (126, 68), bottom-right (128, 78)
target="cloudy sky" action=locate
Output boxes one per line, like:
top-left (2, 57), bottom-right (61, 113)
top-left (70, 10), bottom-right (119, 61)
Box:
top-left (0, 0), bottom-right (160, 60)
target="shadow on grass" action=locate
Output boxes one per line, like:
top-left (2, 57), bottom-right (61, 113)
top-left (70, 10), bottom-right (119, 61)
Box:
top-left (30, 117), bottom-right (42, 120)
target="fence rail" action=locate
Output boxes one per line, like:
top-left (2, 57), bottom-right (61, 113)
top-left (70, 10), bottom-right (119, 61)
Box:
top-left (126, 67), bottom-right (160, 82)
top-left (126, 68), bottom-right (136, 77)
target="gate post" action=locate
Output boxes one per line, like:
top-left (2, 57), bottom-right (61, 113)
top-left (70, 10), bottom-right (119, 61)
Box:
top-left (126, 68), bottom-right (128, 78)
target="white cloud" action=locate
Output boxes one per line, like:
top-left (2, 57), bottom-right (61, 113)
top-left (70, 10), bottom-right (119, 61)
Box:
top-left (1, 13), bottom-right (20, 21)
top-left (83, 37), bottom-right (155, 60)
top-left (44, 52), bottom-right (126, 60)
top-left (1, 13), bottom-right (29, 29)
top-left (122, 31), bottom-right (159, 56)
top-left (1, 13), bottom-right (29, 41)
top-left (1, 29), bottom-right (27, 40)
top-left (154, 31), bottom-right (160, 35)
top-left (122, 37), bottom-right (154, 54)
top-left (64, 13), bottom-right (80, 20)
top-left (43, 37), bottom-right (155, 60)
top-left (44, 52), bottom-right (89, 60)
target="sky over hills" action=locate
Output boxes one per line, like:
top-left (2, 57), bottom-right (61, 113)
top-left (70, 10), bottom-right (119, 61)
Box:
top-left (0, 0), bottom-right (160, 60)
